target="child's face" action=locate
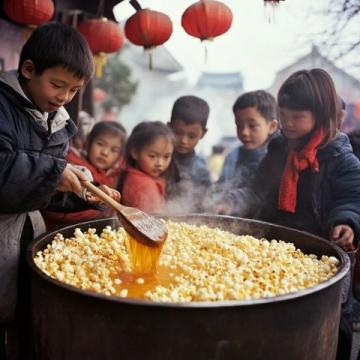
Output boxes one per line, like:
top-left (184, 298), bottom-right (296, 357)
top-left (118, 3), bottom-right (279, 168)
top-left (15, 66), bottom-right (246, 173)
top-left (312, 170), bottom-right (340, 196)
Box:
top-left (88, 133), bottom-right (123, 170)
top-left (279, 107), bottom-right (316, 142)
top-left (20, 61), bottom-right (84, 113)
top-left (234, 107), bottom-right (278, 150)
top-left (131, 136), bottom-right (173, 178)
top-left (169, 119), bottom-right (206, 155)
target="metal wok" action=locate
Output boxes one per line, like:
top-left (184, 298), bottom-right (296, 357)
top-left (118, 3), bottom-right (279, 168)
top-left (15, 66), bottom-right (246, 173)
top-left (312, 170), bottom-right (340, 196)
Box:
top-left (27, 215), bottom-right (350, 360)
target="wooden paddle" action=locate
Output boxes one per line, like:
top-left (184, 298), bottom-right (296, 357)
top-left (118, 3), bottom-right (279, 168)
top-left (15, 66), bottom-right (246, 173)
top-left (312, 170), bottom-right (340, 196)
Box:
top-left (81, 181), bottom-right (167, 248)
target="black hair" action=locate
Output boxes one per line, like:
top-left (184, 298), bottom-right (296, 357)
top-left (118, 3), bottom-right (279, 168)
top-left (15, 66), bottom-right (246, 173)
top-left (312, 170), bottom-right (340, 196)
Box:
top-left (170, 95), bottom-right (209, 130)
top-left (278, 68), bottom-right (339, 146)
top-left (348, 130), bottom-right (360, 159)
top-left (125, 121), bottom-right (175, 167)
top-left (232, 90), bottom-right (278, 121)
top-left (86, 121), bottom-right (127, 155)
top-left (19, 22), bottom-right (94, 81)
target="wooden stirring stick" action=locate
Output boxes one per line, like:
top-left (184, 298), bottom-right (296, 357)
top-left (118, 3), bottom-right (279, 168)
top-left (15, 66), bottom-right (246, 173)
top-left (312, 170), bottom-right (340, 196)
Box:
top-left (81, 181), bottom-right (167, 248)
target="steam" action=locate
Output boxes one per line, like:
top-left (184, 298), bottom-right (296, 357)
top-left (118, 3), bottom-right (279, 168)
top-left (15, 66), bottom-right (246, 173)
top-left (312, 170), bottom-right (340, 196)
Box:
top-left (165, 168), bottom-right (261, 218)
top-left (165, 180), bottom-right (208, 215)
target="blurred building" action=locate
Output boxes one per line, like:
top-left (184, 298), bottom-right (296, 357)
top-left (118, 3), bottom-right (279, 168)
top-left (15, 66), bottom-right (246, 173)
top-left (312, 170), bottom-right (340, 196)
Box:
top-left (268, 45), bottom-right (360, 102)
top-left (193, 71), bottom-right (244, 155)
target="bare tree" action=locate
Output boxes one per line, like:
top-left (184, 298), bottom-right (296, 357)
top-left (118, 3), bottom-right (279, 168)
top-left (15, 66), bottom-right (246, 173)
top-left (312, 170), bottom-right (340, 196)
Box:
top-left (318, 0), bottom-right (360, 71)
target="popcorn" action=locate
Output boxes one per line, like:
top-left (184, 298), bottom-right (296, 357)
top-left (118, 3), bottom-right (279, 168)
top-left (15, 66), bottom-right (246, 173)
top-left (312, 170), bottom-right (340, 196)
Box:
top-left (119, 289), bottom-right (128, 298)
top-left (34, 221), bottom-right (340, 303)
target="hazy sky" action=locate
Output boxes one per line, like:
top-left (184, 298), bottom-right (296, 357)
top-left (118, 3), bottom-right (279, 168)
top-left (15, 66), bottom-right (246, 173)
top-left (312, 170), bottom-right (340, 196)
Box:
top-left (114, 0), bottom-right (331, 89)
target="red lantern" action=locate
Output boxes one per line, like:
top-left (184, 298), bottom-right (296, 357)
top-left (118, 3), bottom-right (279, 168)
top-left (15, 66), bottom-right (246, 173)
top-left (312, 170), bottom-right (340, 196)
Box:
top-left (181, 0), bottom-right (233, 41)
top-left (4, 0), bottom-right (55, 26)
top-left (78, 18), bottom-right (125, 77)
top-left (125, 9), bottom-right (173, 70)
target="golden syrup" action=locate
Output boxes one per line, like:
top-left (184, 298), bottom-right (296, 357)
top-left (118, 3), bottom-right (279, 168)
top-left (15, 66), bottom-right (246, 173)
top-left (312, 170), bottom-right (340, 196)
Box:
top-left (110, 234), bottom-right (183, 299)
top-left (114, 264), bottom-right (181, 298)
top-left (126, 234), bottom-right (163, 273)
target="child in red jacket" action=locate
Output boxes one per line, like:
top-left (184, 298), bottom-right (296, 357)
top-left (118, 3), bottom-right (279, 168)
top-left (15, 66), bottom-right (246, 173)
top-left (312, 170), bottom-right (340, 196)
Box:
top-left (119, 121), bottom-right (174, 213)
top-left (43, 121), bottom-right (126, 229)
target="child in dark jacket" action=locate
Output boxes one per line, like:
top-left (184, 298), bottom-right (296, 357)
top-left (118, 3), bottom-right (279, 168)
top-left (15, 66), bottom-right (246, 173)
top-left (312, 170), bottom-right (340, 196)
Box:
top-left (167, 95), bottom-right (211, 213)
top-left (217, 68), bottom-right (360, 360)
top-left (119, 121), bottom-right (174, 213)
top-left (0, 22), bottom-right (118, 359)
top-left (43, 121), bottom-right (126, 229)
top-left (205, 90), bottom-right (278, 213)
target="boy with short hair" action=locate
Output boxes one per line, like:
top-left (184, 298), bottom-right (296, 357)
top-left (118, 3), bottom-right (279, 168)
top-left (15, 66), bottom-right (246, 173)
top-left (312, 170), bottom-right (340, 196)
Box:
top-left (166, 95), bottom-right (211, 213)
top-left (0, 22), bottom-right (102, 358)
top-left (208, 90), bottom-right (278, 215)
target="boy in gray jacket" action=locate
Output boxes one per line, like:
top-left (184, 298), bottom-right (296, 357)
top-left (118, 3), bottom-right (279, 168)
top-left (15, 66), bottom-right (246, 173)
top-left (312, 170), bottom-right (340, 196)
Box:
top-left (166, 95), bottom-right (211, 213)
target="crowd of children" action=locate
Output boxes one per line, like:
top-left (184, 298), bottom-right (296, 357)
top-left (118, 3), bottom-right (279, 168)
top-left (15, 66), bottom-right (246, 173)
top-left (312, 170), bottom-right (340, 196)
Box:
top-left (1, 21), bottom-right (360, 360)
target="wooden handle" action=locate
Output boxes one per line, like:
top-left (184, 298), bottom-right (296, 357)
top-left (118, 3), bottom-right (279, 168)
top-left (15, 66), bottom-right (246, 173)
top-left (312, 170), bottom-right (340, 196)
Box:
top-left (81, 181), bottom-right (123, 213)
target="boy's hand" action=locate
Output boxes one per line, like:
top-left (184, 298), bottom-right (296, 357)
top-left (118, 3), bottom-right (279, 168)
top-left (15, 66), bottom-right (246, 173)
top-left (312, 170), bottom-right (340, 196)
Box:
top-left (85, 184), bottom-right (121, 204)
top-left (56, 164), bottom-right (88, 193)
top-left (330, 225), bottom-right (355, 252)
top-left (214, 203), bottom-right (233, 215)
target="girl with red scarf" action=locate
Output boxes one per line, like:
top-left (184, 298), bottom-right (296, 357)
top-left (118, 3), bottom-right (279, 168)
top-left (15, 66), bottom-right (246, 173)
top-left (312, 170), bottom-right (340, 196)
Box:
top-left (217, 69), bottom-right (360, 360)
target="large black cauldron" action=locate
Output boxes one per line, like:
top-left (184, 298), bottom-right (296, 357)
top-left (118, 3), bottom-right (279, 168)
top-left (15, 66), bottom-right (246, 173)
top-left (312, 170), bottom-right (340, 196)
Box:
top-left (27, 215), bottom-right (350, 360)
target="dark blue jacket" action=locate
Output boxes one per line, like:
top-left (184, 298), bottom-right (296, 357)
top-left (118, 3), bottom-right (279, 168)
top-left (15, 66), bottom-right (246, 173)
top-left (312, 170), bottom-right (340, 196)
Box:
top-left (218, 144), bottom-right (268, 185)
top-left (251, 133), bottom-right (360, 244)
top-left (0, 79), bottom-right (77, 213)
top-left (0, 72), bottom-right (79, 322)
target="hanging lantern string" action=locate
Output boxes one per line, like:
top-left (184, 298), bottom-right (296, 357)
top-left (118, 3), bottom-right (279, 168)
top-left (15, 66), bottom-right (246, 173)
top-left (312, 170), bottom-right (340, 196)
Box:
top-left (96, 0), bottom-right (105, 18)
top-left (129, 0), bottom-right (142, 11)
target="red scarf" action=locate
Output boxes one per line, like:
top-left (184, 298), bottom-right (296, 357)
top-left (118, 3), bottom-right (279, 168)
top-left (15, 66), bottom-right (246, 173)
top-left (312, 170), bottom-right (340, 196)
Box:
top-left (278, 128), bottom-right (325, 213)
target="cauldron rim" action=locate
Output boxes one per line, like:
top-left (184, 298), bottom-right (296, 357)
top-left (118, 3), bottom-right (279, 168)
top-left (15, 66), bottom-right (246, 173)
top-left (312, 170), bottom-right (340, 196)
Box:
top-left (27, 214), bottom-right (350, 308)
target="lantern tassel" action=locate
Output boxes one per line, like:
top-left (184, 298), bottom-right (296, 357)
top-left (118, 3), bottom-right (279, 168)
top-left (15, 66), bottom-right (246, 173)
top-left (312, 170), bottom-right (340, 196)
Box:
top-left (149, 52), bottom-right (153, 71)
top-left (145, 48), bottom-right (154, 71)
top-left (202, 38), bottom-right (213, 64)
top-left (93, 53), bottom-right (107, 78)
top-left (264, 0), bottom-right (284, 23)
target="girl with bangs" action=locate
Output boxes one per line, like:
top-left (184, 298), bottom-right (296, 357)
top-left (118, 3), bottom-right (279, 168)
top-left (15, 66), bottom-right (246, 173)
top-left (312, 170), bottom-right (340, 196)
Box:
top-left (118, 121), bottom-right (175, 214)
top-left (217, 68), bottom-right (360, 360)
